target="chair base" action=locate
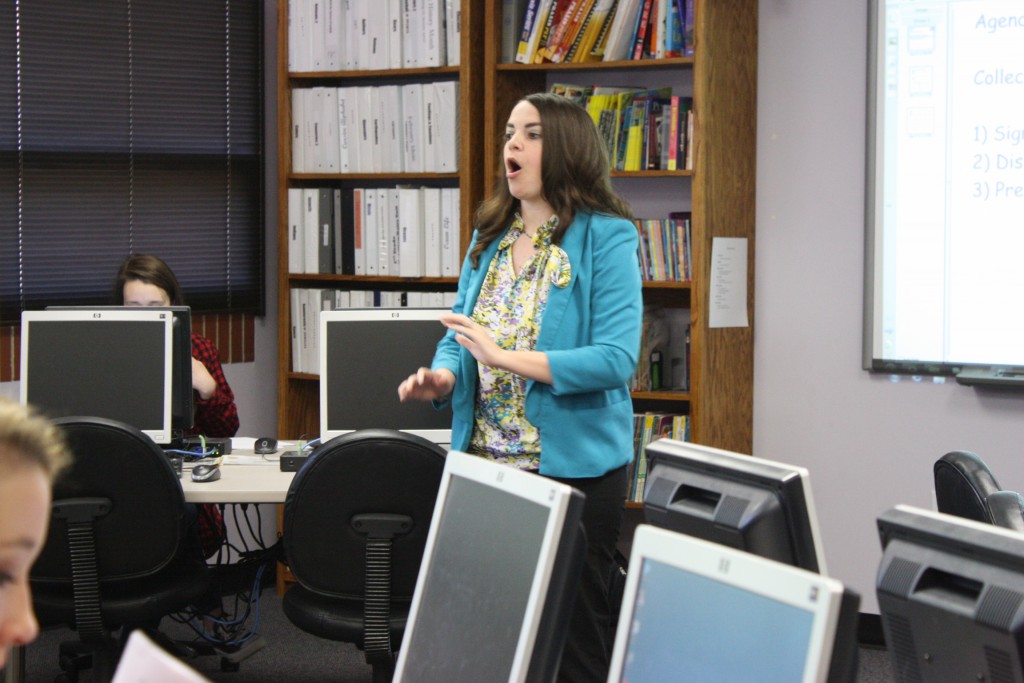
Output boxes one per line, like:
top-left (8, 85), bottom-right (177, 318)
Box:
top-left (54, 637), bottom-right (117, 683)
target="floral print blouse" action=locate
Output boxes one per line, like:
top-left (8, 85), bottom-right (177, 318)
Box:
top-left (468, 214), bottom-right (572, 471)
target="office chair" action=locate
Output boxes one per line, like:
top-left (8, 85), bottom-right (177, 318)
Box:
top-left (30, 416), bottom-right (211, 683)
top-left (986, 491), bottom-right (1024, 533)
top-left (281, 429), bottom-right (447, 683)
top-left (933, 449), bottom-right (1002, 524)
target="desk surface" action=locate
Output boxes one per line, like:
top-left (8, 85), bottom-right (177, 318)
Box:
top-left (179, 450), bottom-right (295, 503)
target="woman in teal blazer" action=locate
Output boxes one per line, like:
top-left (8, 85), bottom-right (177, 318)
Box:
top-left (399, 93), bottom-right (642, 682)
top-left (432, 207), bottom-right (641, 478)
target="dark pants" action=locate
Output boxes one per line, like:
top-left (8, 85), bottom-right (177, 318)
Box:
top-left (547, 465), bottom-right (628, 683)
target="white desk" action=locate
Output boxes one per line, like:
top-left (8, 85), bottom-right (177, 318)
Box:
top-left (180, 459), bottom-right (295, 503)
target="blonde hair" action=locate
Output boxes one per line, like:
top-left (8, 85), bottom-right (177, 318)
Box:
top-left (0, 397), bottom-right (70, 480)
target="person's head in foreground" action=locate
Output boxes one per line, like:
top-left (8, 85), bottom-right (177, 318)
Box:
top-left (0, 398), bottom-right (69, 666)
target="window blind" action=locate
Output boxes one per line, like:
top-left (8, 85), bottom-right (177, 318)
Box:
top-left (0, 0), bottom-right (264, 324)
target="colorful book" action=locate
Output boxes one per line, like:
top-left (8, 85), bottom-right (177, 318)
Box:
top-left (588, 0), bottom-right (620, 60)
top-left (550, 0), bottom-right (597, 63)
top-left (537, 0), bottom-right (583, 62)
top-left (568, 0), bottom-right (616, 62)
top-left (514, 0), bottom-right (542, 63)
top-left (601, 0), bottom-right (642, 62)
top-left (630, 0), bottom-right (654, 60)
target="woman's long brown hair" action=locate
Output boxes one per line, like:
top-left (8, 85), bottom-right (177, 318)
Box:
top-left (469, 93), bottom-right (632, 268)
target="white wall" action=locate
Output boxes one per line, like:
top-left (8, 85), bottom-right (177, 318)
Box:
top-left (755, 0), bottom-right (1024, 612)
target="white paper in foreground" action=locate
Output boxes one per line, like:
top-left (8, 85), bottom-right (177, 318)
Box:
top-left (111, 631), bottom-right (211, 683)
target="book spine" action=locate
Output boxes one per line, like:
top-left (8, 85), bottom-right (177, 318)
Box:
top-left (630, 0), bottom-right (653, 60)
top-left (533, 0), bottom-right (563, 62)
top-left (588, 0), bottom-right (619, 61)
top-left (514, 0), bottom-right (542, 63)
top-left (551, 0), bottom-right (594, 63)
top-left (541, 0), bottom-right (581, 63)
top-left (667, 95), bottom-right (679, 170)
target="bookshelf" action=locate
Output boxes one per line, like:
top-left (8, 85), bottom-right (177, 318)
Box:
top-left (275, 0), bottom-right (484, 443)
top-left (274, 0), bottom-right (484, 593)
top-left (482, 0), bottom-right (757, 456)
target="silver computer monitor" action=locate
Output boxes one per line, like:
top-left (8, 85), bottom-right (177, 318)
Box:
top-left (319, 307), bottom-right (452, 445)
top-left (393, 451), bottom-right (586, 683)
top-left (47, 305), bottom-right (193, 433)
top-left (608, 524), bottom-right (858, 683)
top-left (20, 308), bottom-right (174, 445)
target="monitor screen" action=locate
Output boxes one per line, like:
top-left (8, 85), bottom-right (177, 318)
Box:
top-left (20, 309), bottom-right (174, 445)
top-left (393, 451), bottom-right (586, 683)
top-left (608, 524), bottom-right (856, 683)
top-left (642, 439), bottom-right (827, 574)
top-left (877, 504), bottom-right (1024, 682)
top-left (47, 305), bottom-right (193, 433)
top-left (319, 308), bottom-right (453, 445)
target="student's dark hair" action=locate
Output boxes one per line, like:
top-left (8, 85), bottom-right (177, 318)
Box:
top-left (112, 254), bottom-right (186, 306)
top-left (469, 92), bottom-right (632, 267)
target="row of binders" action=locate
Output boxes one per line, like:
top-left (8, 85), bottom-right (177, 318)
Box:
top-left (290, 288), bottom-right (458, 375)
top-left (287, 186), bottom-right (462, 279)
top-left (291, 82), bottom-right (459, 174)
top-left (551, 84), bottom-right (693, 172)
top-left (627, 412), bottom-right (690, 502)
top-left (503, 0), bottom-right (695, 64)
top-left (288, 0), bottom-right (461, 72)
top-left (636, 213), bottom-right (691, 282)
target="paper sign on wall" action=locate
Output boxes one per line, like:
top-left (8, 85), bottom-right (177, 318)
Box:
top-left (709, 237), bottom-right (749, 329)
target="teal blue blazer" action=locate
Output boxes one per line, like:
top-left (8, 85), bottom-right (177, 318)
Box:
top-left (432, 210), bottom-right (643, 478)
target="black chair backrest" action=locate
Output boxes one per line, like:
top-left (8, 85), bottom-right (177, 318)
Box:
top-left (933, 450), bottom-right (1002, 524)
top-left (282, 429), bottom-right (447, 599)
top-left (987, 491), bottom-right (1024, 533)
top-left (32, 416), bottom-right (188, 584)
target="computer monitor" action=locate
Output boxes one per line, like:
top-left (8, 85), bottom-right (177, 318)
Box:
top-left (20, 309), bottom-right (174, 445)
top-left (319, 308), bottom-right (452, 445)
top-left (877, 504), bottom-right (1024, 682)
top-left (607, 524), bottom-right (859, 683)
top-left (393, 451), bottom-right (586, 683)
top-left (47, 305), bottom-right (194, 433)
top-left (642, 439), bottom-right (828, 574)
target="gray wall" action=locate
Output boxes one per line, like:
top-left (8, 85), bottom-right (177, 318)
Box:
top-left (755, 0), bottom-right (1024, 612)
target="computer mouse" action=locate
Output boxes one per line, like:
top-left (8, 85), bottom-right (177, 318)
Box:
top-left (254, 436), bottom-right (278, 454)
top-left (191, 464), bottom-right (221, 483)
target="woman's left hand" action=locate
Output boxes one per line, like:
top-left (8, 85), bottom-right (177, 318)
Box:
top-left (441, 313), bottom-right (503, 368)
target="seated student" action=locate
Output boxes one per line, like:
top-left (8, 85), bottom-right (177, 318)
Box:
top-left (113, 254), bottom-right (237, 559)
top-left (0, 398), bottom-right (70, 667)
top-left (113, 254), bottom-right (239, 439)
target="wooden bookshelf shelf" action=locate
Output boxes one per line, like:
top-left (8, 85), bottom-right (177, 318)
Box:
top-left (288, 273), bottom-right (459, 285)
top-left (631, 390), bottom-right (692, 402)
top-left (290, 65), bottom-right (461, 80)
top-left (289, 172), bottom-right (461, 181)
top-left (495, 57), bottom-right (694, 72)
